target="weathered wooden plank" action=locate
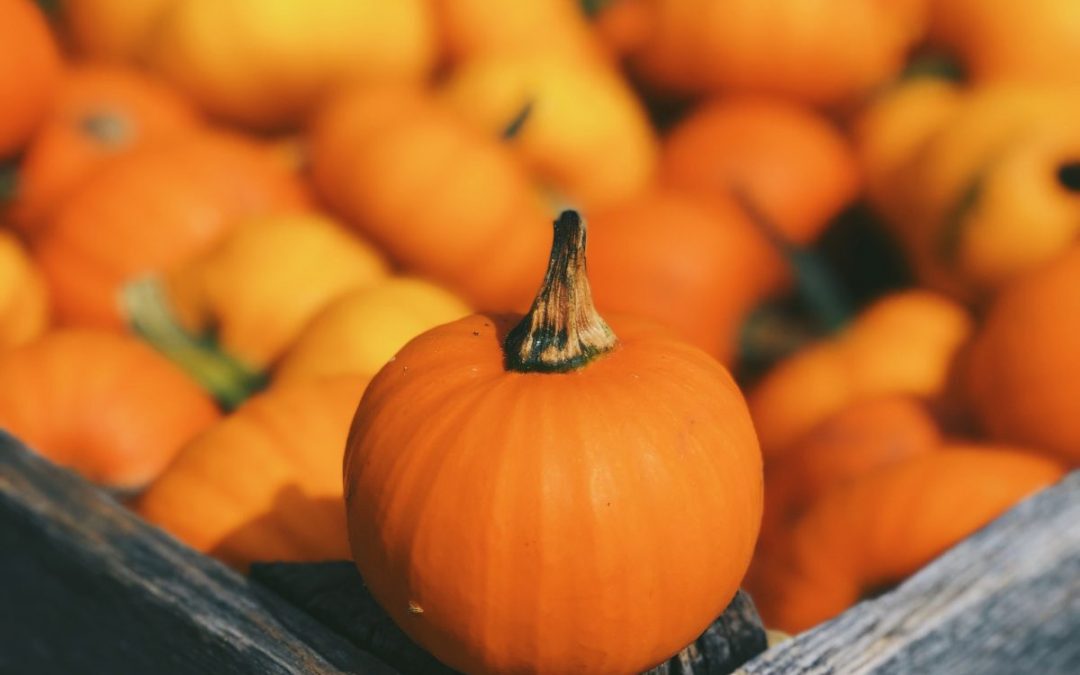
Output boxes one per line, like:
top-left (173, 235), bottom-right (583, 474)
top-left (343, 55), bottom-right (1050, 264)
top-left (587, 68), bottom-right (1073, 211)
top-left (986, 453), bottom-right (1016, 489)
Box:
top-left (253, 562), bottom-right (767, 675)
top-left (738, 470), bottom-right (1080, 675)
top-left (0, 431), bottom-right (398, 675)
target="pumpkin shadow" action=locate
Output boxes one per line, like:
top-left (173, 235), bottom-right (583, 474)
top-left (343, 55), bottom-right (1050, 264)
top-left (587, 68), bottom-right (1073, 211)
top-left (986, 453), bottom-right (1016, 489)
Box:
top-left (209, 484), bottom-right (351, 572)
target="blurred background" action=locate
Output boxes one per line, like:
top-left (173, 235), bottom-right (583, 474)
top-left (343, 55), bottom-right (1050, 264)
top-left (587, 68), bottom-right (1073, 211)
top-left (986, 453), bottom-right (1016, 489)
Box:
top-left (1, 0), bottom-right (1078, 638)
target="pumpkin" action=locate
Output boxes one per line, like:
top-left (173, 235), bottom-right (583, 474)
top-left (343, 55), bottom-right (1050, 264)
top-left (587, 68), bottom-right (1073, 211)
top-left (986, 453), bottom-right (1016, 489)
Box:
top-left (660, 95), bottom-right (860, 249)
top-left (124, 212), bottom-right (389, 407)
top-left (439, 54), bottom-right (658, 209)
top-left (748, 290), bottom-right (973, 458)
top-left (0, 0), bottom-right (62, 158)
top-left (61, 0), bottom-right (176, 60)
top-left (749, 446), bottom-right (1064, 632)
top-left (275, 276), bottom-right (471, 384)
top-left (870, 84), bottom-right (1080, 299)
top-left (432, 0), bottom-right (604, 63)
top-left (0, 230), bottom-right (50, 349)
top-left (141, 0), bottom-right (436, 129)
top-left (595, 0), bottom-right (912, 108)
top-left (6, 64), bottom-right (202, 238)
top-left (963, 246), bottom-right (1080, 464)
top-left (33, 129), bottom-right (310, 329)
top-left (587, 189), bottom-right (787, 365)
top-left (308, 85), bottom-right (550, 312)
top-left (760, 395), bottom-right (941, 541)
top-left (136, 375), bottom-right (368, 570)
top-left (344, 211), bottom-right (763, 674)
top-left (0, 329), bottom-right (220, 491)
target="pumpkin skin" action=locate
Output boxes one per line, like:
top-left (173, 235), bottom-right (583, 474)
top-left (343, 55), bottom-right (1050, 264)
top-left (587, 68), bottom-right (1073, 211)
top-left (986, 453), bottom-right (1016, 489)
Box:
top-left (136, 375), bottom-right (368, 570)
top-left (308, 85), bottom-right (550, 312)
top-left (748, 290), bottom-right (973, 458)
top-left (0, 230), bottom-right (50, 349)
top-left (156, 212), bottom-right (389, 371)
top-left (0, 329), bottom-right (220, 490)
top-left (440, 54), bottom-right (658, 209)
top-left (143, 0), bottom-right (436, 129)
top-left (345, 212), bottom-right (763, 674)
top-left (596, 0), bottom-right (912, 108)
top-left (0, 0), bottom-right (62, 158)
top-left (660, 95), bottom-right (860, 248)
top-left (963, 246), bottom-right (1080, 464)
top-left (749, 447), bottom-right (1064, 632)
top-left (61, 0), bottom-right (176, 60)
top-left (33, 130), bottom-right (310, 329)
top-left (275, 277), bottom-right (471, 383)
top-left (7, 64), bottom-right (202, 238)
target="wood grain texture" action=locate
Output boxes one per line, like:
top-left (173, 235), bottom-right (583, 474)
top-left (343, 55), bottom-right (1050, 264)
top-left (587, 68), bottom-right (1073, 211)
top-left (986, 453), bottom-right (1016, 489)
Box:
top-left (738, 470), bottom-right (1080, 675)
top-left (0, 431), bottom-right (398, 675)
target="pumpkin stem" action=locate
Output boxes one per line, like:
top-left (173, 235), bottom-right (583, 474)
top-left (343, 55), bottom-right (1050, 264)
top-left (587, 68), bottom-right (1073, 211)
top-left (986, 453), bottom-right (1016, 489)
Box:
top-left (0, 160), bottom-right (17, 203)
top-left (122, 278), bottom-right (267, 410)
top-left (504, 210), bottom-right (617, 373)
top-left (501, 100), bottom-right (534, 140)
top-left (80, 111), bottom-right (133, 148)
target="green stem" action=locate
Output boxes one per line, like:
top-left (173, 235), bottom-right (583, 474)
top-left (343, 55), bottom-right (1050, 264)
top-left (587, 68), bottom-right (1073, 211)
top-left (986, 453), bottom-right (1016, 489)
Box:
top-left (0, 160), bottom-right (18, 204)
top-left (122, 278), bottom-right (267, 411)
top-left (500, 100), bottom-right (535, 141)
top-left (504, 210), bottom-right (617, 373)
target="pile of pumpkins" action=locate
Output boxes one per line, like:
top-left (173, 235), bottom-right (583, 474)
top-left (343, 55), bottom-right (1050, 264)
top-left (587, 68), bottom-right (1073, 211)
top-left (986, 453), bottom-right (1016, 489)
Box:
top-left (1, 0), bottom-right (1079, 673)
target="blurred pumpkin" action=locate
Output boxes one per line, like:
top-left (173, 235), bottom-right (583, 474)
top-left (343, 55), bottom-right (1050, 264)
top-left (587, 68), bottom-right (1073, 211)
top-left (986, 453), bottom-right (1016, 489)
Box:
top-left (440, 54), bottom-right (658, 209)
top-left (748, 290), bottom-right (972, 458)
top-left (33, 129), bottom-right (310, 329)
top-left (275, 276), bottom-right (471, 383)
top-left (0, 329), bottom-right (220, 490)
top-left (0, 0), bottom-right (62, 158)
top-left (308, 85), bottom-right (550, 312)
top-left (660, 95), bottom-right (860, 249)
top-left (595, 0), bottom-right (913, 108)
top-left (0, 230), bottom-right (50, 348)
top-left (587, 189), bottom-right (780, 364)
top-left (60, 0), bottom-right (175, 60)
top-left (871, 84), bottom-right (1080, 299)
top-left (136, 375), bottom-right (368, 570)
top-left (141, 0), bottom-right (436, 129)
top-left (750, 446), bottom-right (1064, 632)
top-left (6, 64), bottom-right (202, 238)
top-left (963, 246), bottom-right (1080, 464)
top-left (345, 211), bottom-right (762, 674)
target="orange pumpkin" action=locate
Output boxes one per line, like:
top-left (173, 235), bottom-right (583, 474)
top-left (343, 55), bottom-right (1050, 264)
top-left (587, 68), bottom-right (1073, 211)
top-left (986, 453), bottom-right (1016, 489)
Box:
top-left (7, 64), bottom-right (202, 238)
top-left (749, 290), bottom-right (973, 458)
top-left (0, 230), bottom-right (50, 348)
top-left (596, 0), bottom-right (912, 108)
top-left (0, 0), bottom-right (62, 158)
top-left (33, 129), bottom-right (310, 329)
top-left (275, 276), bottom-right (471, 384)
top-left (439, 54), bottom-right (658, 209)
top-left (344, 211), bottom-right (763, 674)
top-left (124, 212), bottom-right (388, 406)
top-left (587, 189), bottom-right (788, 365)
top-left (660, 95), bottom-right (860, 248)
top-left (136, 375), bottom-right (368, 570)
top-left (963, 246), bottom-right (1080, 464)
top-left (0, 329), bottom-right (220, 490)
top-left (750, 446), bottom-right (1064, 632)
top-left (308, 85), bottom-right (550, 311)
top-left (61, 0), bottom-right (176, 60)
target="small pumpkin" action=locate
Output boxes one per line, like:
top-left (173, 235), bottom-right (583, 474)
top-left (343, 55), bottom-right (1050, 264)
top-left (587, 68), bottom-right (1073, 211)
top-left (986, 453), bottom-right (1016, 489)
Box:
top-left (0, 0), bottom-right (62, 158)
top-left (344, 211), bottom-right (763, 674)
top-left (0, 329), bottom-right (220, 491)
top-left (0, 230), bottom-right (50, 349)
top-left (439, 54), bottom-right (658, 209)
top-left (275, 276), bottom-right (471, 384)
top-left (308, 85), bottom-right (550, 311)
top-left (749, 446), bottom-right (1064, 632)
top-left (660, 95), bottom-right (860, 249)
top-left (748, 290), bottom-right (973, 458)
top-left (124, 212), bottom-right (389, 407)
top-left (963, 245), bottom-right (1080, 464)
top-left (6, 63), bottom-right (202, 238)
top-left (33, 129), bottom-right (310, 329)
top-left (136, 375), bottom-right (368, 570)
